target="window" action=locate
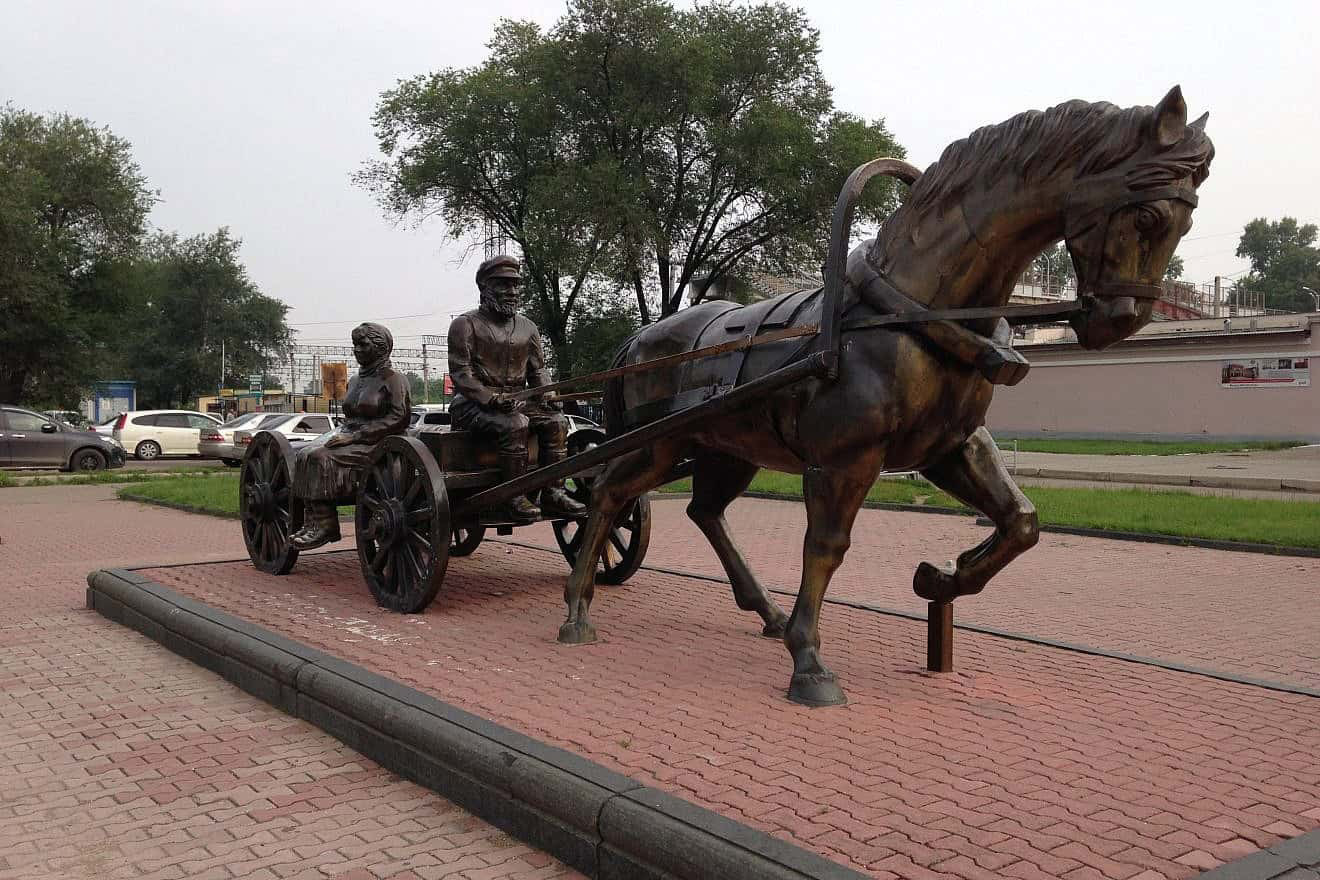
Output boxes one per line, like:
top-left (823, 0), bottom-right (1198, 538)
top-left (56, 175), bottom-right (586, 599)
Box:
top-left (5, 410), bottom-right (50, 431)
top-left (424, 412), bottom-right (451, 425)
top-left (256, 415), bottom-right (286, 429)
top-left (302, 416), bottom-right (332, 433)
top-left (156, 414), bottom-right (192, 428)
top-left (187, 414), bottom-right (217, 429)
top-left (132, 414), bottom-right (160, 426)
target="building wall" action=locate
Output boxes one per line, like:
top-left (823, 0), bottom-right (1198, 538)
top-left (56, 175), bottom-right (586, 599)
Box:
top-left (987, 315), bottom-right (1319, 441)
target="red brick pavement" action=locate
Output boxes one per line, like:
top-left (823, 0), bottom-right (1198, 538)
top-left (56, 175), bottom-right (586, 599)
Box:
top-left (0, 486), bottom-right (580, 880)
top-left (520, 496), bottom-right (1320, 691)
top-left (142, 541), bottom-right (1320, 880)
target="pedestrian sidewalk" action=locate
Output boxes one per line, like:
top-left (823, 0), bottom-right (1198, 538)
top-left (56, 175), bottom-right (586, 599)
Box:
top-left (0, 484), bottom-right (579, 880)
top-left (991, 444), bottom-right (1320, 494)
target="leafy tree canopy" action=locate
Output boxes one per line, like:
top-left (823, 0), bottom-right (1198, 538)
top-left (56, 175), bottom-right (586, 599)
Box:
top-left (0, 107), bottom-right (155, 404)
top-left (362, 0), bottom-right (903, 374)
top-left (112, 229), bottom-right (291, 408)
top-left (1235, 217), bottom-right (1320, 313)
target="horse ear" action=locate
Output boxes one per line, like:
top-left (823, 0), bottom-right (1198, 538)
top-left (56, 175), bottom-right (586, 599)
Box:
top-left (1152, 85), bottom-right (1187, 147)
top-left (1189, 111), bottom-right (1209, 131)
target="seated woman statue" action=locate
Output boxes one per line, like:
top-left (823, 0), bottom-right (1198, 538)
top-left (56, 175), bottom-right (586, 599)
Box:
top-left (290, 322), bottom-right (411, 550)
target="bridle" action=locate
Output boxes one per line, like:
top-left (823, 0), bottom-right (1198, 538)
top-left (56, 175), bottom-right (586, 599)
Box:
top-left (1064, 179), bottom-right (1199, 301)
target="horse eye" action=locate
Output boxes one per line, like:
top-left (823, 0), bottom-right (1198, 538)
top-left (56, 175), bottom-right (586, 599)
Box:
top-left (1134, 206), bottom-right (1160, 232)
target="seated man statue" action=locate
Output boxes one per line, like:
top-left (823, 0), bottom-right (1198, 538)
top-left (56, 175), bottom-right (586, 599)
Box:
top-left (448, 256), bottom-right (587, 523)
top-left (290, 321), bottom-right (411, 549)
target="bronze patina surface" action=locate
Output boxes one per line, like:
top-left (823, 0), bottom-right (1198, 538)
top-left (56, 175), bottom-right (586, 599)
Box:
top-left (557, 87), bottom-right (1214, 707)
top-left (289, 321), bottom-right (411, 550)
top-left (447, 256), bottom-right (586, 522)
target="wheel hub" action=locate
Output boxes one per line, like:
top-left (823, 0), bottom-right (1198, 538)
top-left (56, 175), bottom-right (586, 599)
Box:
top-left (246, 482), bottom-right (276, 520)
top-left (372, 499), bottom-right (408, 546)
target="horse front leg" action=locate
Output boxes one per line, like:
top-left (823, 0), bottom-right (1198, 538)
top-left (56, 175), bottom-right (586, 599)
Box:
top-left (913, 426), bottom-right (1039, 601)
top-left (785, 460), bottom-right (875, 707)
top-left (559, 440), bottom-right (680, 645)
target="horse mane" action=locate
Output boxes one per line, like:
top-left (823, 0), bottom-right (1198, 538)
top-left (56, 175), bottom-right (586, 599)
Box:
top-left (878, 98), bottom-right (1215, 252)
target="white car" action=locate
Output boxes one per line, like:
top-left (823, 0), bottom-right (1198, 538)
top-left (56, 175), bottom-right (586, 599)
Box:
top-left (408, 404), bottom-right (451, 433)
top-left (197, 412), bottom-right (272, 466)
top-left (232, 413), bottom-right (342, 455)
top-left (111, 410), bottom-right (222, 460)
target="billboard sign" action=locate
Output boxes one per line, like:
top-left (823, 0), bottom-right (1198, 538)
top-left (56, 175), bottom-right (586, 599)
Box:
top-left (1220, 357), bottom-right (1310, 388)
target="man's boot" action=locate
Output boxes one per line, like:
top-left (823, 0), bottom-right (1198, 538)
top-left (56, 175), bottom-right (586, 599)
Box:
top-left (498, 451), bottom-right (542, 524)
top-left (538, 440), bottom-right (588, 518)
top-left (291, 501), bottom-right (342, 550)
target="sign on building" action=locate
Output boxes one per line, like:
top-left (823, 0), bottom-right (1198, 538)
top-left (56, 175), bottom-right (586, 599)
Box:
top-left (248, 374), bottom-right (263, 393)
top-left (1220, 357), bottom-right (1310, 388)
top-left (321, 362), bottom-right (349, 401)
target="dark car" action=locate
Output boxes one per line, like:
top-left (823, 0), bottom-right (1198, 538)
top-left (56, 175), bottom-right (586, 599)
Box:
top-left (0, 405), bottom-right (127, 471)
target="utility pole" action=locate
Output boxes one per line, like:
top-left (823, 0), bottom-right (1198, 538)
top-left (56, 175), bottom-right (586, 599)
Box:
top-left (219, 339), bottom-right (225, 414)
top-left (421, 341), bottom-right (429, 403)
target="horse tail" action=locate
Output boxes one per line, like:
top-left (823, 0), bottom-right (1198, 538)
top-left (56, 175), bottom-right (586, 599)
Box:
top-left (603, 332), bottom-right (641, 439)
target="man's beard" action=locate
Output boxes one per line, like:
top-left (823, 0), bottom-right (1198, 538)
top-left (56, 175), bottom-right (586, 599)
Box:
top-left (480, 289), bottom-right (517, 319)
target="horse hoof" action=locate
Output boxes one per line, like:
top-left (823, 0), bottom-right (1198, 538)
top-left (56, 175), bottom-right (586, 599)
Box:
top-left (557, 620), bottom-right (598, 645)
top-left (761, 617), bottom-right (788, 639)
top-left (787, 672), bottom-right (847, 707)
top-left (913, 560), bottom-right (959, 602)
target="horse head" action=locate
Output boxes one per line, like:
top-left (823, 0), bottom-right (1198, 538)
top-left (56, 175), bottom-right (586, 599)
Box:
top-left (1063, 86), bottom-right (1213, 349)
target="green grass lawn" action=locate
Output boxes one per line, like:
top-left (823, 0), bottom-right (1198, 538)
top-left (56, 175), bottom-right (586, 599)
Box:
top-left (125, 470), bottom-right (1320, 550)
top-left (660, 471), bottom-right (1320, 549)
top-left (992, 437), bottom-right (1304, 456)
top-left (119, 473), bottom-right (246, 516)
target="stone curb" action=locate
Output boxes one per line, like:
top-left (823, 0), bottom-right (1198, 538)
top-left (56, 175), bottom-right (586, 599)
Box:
top-left (1194, 828), bottom-right (1320, 878)
top-left (85, 567), bottom-right (868, 880)
top-left (1017, 466), bottom-right (1320, 495)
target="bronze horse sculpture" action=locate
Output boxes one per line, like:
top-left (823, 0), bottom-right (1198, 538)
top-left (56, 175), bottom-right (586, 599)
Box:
top-left (559, 86), bottom-right (1214, 706)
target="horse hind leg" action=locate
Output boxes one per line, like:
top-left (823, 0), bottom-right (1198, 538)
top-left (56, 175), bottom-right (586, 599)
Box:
top-left (558, 438), bottom-right (682, 645)
top-left (913, 426), bottom-right (1039, 602)
top-left (687, 452), bottom-right (789, 637)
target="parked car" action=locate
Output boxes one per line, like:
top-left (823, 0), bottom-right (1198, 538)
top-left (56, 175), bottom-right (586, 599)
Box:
top-left (89, 412), bottom-right (122, 437)
top-left (565, 414), bottom-right (599, 434)
top-left (111, 410), bottom-right (222, 460)
top-left (232, 413), bottom-right (342, 455)
top-left (1, 405), bottom-right (126, 471)
top-left (197, 412), bottom-right (273, 466)
top-left (408, 404), bottom-right (451, 433)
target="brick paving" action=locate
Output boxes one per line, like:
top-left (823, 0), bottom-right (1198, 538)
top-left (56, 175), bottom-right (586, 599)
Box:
top-left (0, 485), bottom-right (580, 879)
top-left (141, 533), bottom-right (1320, 880)
top-left (522, 495), bottom-right (1320, 691)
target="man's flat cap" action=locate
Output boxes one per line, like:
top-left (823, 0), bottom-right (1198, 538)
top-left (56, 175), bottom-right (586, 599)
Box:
top-left (476, 255), bottom-right (522, 284)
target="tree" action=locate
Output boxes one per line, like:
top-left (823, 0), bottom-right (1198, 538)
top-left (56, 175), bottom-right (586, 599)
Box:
top-left (1234, 217), bottom-right (1320, 313)
top-left (361, 0), bottom-right (905, 356)
top-left (362, 19), bottom-right (608, 372)
top-left (1164, 254), bottom-right (1185, 280)
top-left (560, 284), bottom-right (640, 377)
top-left (113, 229), bottom-right (290, 407)
top-left (1029, 243), bottom-right (1075, 294)
top-left (0, 107), bottom-right (155, 405)
top-left (550, 0), bottom-right (904, 319)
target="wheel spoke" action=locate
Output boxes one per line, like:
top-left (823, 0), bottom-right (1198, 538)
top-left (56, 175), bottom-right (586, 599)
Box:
top-left (402, 543), bottom-right (426, 584)
top-left (408, 528), bottom-right (433, 556)
top-left (370, 546), bottom-right (389, 574)
top-left (389, 455), bottom-right (404, 498)
top-left (248, 456), bottom-right (267, 483)
top-left (402, 476), bottom-right (422, 508)
top-left (609, 529), bottom-right (628, 557)
top-left (406, 506), bottom-right (433, 526)
top-left (381, 552), bottom-right (397, 593)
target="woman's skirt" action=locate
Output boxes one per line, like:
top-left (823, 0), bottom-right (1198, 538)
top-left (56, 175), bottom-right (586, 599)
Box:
top-left (292, 438), bottom-right (374, 501)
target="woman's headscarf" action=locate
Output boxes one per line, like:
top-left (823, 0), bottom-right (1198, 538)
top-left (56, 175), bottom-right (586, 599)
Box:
top-left (353, 322), bottom-right (394, 376)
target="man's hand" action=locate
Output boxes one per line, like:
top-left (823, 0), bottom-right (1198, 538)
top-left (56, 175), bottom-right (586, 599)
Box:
top-left (325, 431), bottom-right (356, 448)
top-left (490, 393), bottom-right (524, 414)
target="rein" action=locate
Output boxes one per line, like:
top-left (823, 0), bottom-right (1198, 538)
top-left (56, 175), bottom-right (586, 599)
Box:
top-left (512, 297), bottom-right (1078, 402)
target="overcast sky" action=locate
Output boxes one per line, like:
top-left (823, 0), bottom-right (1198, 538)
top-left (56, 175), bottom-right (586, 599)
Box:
top-left (5, 0), bottom-right (1318, 346)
